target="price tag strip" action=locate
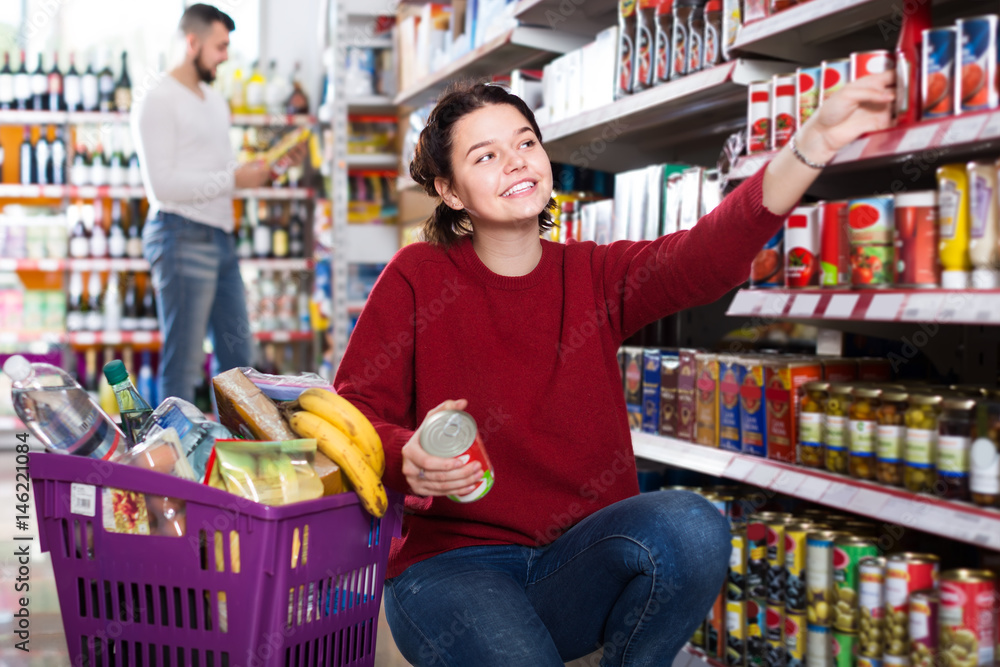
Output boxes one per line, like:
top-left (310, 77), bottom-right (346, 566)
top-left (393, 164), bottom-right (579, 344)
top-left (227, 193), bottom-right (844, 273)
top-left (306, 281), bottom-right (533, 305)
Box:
top-left (866, 293), bottom-right (905, 320)
top-left (941, 115), bottom-right (988, 146)
top-left (896, 124), bottom-right (940, 154)
top-left (824, 294), bottom-right (860, 319)
top-left (728, 290), bottom-right (765, 316)
top-left (788, 294), bottom-right (821, 317)
top-left (901, 292), bottom-right (944, 321)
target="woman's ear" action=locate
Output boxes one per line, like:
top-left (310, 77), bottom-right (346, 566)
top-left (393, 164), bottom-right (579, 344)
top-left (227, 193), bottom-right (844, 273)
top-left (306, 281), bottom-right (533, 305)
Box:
top-left (435, 177), bottom-right (464, 211)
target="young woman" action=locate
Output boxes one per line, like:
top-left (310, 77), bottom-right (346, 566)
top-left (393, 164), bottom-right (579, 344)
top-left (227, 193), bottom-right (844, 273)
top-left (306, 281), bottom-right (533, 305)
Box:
top-left (334, 72), bottom-right (894, 666)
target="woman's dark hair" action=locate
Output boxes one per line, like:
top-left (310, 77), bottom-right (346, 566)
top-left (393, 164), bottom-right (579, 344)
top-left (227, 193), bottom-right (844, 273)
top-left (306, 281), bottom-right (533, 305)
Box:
top-left (409, 81), bottom-right (556, 246)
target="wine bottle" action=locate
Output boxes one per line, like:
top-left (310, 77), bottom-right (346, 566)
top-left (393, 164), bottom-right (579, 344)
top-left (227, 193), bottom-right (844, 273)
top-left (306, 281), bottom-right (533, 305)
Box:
top-left (265, 59), bottom-right (285, 115)
top-left (97, 51), bottom-right (114, 113)
top-left (289, 203), bottom-right (305, 257)
top-left (252, 199), bottom-right (271, 258)
top-left (104, 271), bottom-right (122, 332)
top-left (122, 272), bottom-right (138, 331)
top-left (63, 52), bottom-right (82, 112)
top-left (286, 62), bottom-right (310, 115)
top-left (126, 139), bottom-right (142, 187)
top-left (81, 55), bottom-right (99, 112)
top-left (126, 200), bottom-right (143, 258)
top-left (50, 126), bottom-right (66, 185)
top-left (0, 52), bottom-right (13, 110)
top-left (30, 52), bottom-right (47, 111)
top-left (237, 212), bottom-right (253, 259)
top-left (19, 126), bottom-right (34, 185)
top-left (137, 351), bottom-right (156, 410)
top-left (108, 200), bottom-right (126, 258)
top-left (47, 51), bottom-right (64, 112)
top-left (68, 204), bottom-right (91, 259)
top-left (271, 203), bottom-right (289, 259)
top-left (86, 271), bottom-right (104, 331)
top-left (35, 126), bottom-right (51, 185)
top-left (13, 50), bottom-right (30, 110)
top-left (90, 144), bottom-right (108, 186)
top-left (89, 202), bottom-right (108, 258)
top-left (107, 133), bottom-right (124, 187)
top-left (70, 145), bottom-right (88, 186)
top-left (246, 61), bottom-right (266, 114)
top-left (229, 65), bottom-right (247, 114)
top-left (114, 51), bottom-right (131, 112)
top-left (140, 279), bottom-right (158, 331)
top-left (67, 270), bottom-right (86, 332)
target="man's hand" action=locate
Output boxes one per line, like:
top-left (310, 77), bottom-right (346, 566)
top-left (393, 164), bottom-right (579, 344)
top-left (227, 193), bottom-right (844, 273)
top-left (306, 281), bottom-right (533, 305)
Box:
top-left (235, 160), bottom-right (271, 189)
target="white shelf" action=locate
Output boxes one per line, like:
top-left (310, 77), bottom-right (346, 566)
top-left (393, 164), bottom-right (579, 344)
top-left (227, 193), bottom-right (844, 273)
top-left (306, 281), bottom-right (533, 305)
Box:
top-left (513, 0), bottom-right (616, 37)
top-left (0, 110), bottom-right (68, 125)
top-left (239, 258), bottom-right (314, 272)
top-left (0, 258), bottom-right (68, 272)
top-left (345, 153), bottom-right (399, 170)
top-left (0, 184), bottom-right (313, 200)
top-left (230, 114), bottom-right (317, 126)
top-left (68, 331), bottom-right (160, 347)
top-left (632, 431), bottom-right (1000, 551)
top-left (234, 187), bottom-right (315, 199)
top-left (68, 258), bottom-right (151, 272)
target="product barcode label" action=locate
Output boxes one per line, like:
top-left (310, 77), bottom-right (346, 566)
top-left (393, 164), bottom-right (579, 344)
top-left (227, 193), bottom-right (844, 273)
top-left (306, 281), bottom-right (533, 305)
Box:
top-left (71, 483), bottom-right (96, 517)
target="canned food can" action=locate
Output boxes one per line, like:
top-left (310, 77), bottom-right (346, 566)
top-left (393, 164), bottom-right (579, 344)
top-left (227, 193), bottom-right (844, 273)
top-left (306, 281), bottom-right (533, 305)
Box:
top-left (859, 557), bottom-right (887, 657)
top-left (821, 201), bottom-right (851, 287)
top-left (768, 604), bottom-right (786, 641)
top-left (833, 536), bottom-right (879, 633)
top-left (787, 612), bottom-right (807, 667)
top-left (693, 617), bottom-right (707, 648)
top-left (785, 205), bottom-right (821, 288)
top-left (908, 589), bottom-right (938, 667)
top-left (728, 599), bottom-right (749, 666)
top-left (419, 410), bottom-right (495, 502)
top-left (767, 519), bottom-right (790, 604)
top-left (939, 569), bottom-right (998, 667)
top-left (751, 230), bottom-right (784, 288)
top-left (852, 50), bottom-right (895, 80)
top-left (808, 531), bottom-right (846, 627)
top-left (849, 196), bottom-right (895, 245)
top-left (772, 74), bottom-right (797, 150)
top-left (749, 599), bottom-right (768, 667)
top-left (893, 191), bottom-right (939, 287)
top-left (821, 59), bottom-right (851, 104)
top-left (730, 527), bottom-right (749, 601)
top-left (886, 554), bottom-right (940, 656)
top-left (834, 631), bottom-right (859, 667)
top-left (922, 28), bottom-right (957, 119)
top-left (767, 636), bottom-right (787, 667)
top-left (809, 624), bottom-right (834, 667)
top-left (851, 244), bottom-right (895, 288)
top-left (785, 522), bottom-right (821, 613)
top-left (709, 589), bottom-right (727, 659)
top-left (719, 359), bottom-right (745, 454)
top-left (858, 657), bottom-right (883, 667)
top-left (797, 66), bottom-right (822, 127)
top-left (749, 81), bottom-right (772, 154)
top-left (957, 15), bottom-right (999, 113)
top-left (883, 654), bottom-right (909, 667)
top-left (749, 519), bottom-right (770, 600)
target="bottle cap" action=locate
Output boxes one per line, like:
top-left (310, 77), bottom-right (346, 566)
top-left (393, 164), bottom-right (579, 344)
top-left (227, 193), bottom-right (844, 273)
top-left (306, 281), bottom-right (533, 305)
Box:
top-left (2, 355), bottom-right (31, 383)
top-left (103, 359), bottom-right (129, 385)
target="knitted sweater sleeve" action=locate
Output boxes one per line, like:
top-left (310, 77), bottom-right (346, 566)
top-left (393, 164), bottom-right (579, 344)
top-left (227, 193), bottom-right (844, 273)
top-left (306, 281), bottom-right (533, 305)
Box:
top-left (599, 163), bottom-right (789, 341)
top-left (332, 261), bottom-right (417, 495)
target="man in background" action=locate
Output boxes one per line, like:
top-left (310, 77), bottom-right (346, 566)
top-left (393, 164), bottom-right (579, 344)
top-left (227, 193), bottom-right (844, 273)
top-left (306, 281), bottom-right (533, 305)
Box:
top-left (132, 4), bottom-right (269, 403)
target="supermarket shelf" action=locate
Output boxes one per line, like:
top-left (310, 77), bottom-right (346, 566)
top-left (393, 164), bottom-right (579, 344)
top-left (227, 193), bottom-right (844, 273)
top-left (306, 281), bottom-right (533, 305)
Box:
top-left (66, 112), bottom-right (129, 125)
top-left (0, 110), bottom-right (317, 127)
top-left (513, 0), bottom-right (616, 37)
top-left (540, 60), bottom-right (791, 173)
top-left (0, 331), bottom-right (67, 345)
top-left (731, 108), bottom-right (1000, 180)
top-left (68, 258), bottom-right (151, 272)
top-left (233, 187), bottom-right (315, 199)
top-left (68, 331), bottom-right (160, 347)
top-left (230, 114), bottom-right (317, 126)
top-left (254, 331), bottom-right (313, 343)
top-left (0, 184), bottom-right (314, 200)
top-left (0, 110), bottom-right (69, 125)
top-left (239, 258), bottom-right (315, 272)
top-left (346, 95), bottom-right (396, 112)
top-left (345, 153), bottom-right (399, 170)
top-left (394, 26), bottom-right (589, 107)
top-left (0, 258), bottom-right (68, 272)
top-left (631, 431), bottom-right (1000, 551)
top-left (724, 288), bottom-right (1000, 326)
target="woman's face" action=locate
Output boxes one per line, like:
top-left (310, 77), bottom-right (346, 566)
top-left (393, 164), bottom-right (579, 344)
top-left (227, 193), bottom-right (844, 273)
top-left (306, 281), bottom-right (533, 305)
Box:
top-left (436, 103), bottom-right (553, 231)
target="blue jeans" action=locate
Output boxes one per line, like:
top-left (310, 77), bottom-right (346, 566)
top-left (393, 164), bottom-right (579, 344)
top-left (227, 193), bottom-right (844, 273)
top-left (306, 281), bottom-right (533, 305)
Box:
top-left (142, 212), bottom-right (252, 403)
top-left (384, 491), bottom-right (731, 667)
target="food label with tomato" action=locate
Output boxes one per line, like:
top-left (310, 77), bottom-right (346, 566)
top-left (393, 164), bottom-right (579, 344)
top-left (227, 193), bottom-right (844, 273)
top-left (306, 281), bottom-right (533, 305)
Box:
top-left (939, 576), bottom-right (998, 666)
top-left (850, 245), bottom-right (894, 287)
top-left (958, 16), bottom-right (999, 113)
top-left (772, 75), bottom-right (797, 149)
top-left (740, 361), bottom-right (767, 457)
top-left (748, 81), bottom-right (772, 154)
top-left (820, 59), bottom-right (850, 104)
top-left (718, 359), bottom-right (745, 453)
top-left (797, 66), bottom-right (821, 127)
top-left (848, 197), bottom-right (894, 244)
top-left (922, 28), bottom-right (957, 119)
top-left (785, 205), bottom-right (820, 287)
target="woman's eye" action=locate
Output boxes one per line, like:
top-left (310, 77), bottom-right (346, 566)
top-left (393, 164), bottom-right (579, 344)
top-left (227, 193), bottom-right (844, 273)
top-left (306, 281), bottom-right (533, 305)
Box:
top-left (521, 140), bottom-right (536, 148)
top-left (476, 153), bottom-right (493, 163)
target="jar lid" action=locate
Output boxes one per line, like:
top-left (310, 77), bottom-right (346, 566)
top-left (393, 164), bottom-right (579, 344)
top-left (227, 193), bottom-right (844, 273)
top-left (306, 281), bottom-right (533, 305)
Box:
top-left (804, 381), bottom-right (830, 392)
top-left (852, 387), bottom-right (882, 399)
top-left (880, 388), bottom-right (909, 402)
top-left (829, 383), bottom-right (855, 395)
top-left (909, 393), bottom-right (943, 406)
top-left (942, 396), bottom-right (977, 411)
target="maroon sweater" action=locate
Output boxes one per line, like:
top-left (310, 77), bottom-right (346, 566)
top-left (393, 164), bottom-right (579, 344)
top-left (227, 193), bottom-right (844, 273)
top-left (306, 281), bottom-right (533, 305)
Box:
top-left (334, 166), bottom-right (787, 579)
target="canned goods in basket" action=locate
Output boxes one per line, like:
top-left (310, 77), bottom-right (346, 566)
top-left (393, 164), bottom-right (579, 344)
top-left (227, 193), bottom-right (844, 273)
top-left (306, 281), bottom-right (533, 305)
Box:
top-left (809, 624), bottom-right (833, 667)
top-left (821, 59), bottom-right (851, 104)
top-left (957, 16), bottom-right (999, 114)
top-left (834, 536), bottom-right (879, 633)
top-left (894, 191), bottom-right (939, 287)
top-left (886, 553), bottom-right (940, 656)
top-left (786, 612), bottom-right (807, 667)
top-left (859, 557), bottom-right (887, 657)
top-left (419, 410), bottom-right (495, 503)
top-left (852, 50), bottom-right (896, 80)
top-left (834, 631), bottom-right (859, 667)
top-left (939, 569), bottom-right (998, 667)
top-left (908, 589), bottom-right (938, 667)
top-left (923, 28), bottom-right (957, 119)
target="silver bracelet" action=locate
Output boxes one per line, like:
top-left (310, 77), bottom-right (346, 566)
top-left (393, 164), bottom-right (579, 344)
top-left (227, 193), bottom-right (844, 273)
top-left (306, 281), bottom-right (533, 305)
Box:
top-left (789, 133), bottom-right (830, 170)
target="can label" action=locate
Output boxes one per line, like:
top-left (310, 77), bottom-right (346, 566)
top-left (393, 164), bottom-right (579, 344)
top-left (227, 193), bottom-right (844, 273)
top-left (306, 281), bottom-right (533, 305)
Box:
top-left (741, 362), bottom-right (768, 457)
top-left (730, 531), bottom-right (749, 601)
top-left (852, 50), bottom-right (895, 80)
top-left (826, 415), bottom-right (847, 454)
top-left (858, 657), bottom-right (883, 667)
top-left (749, 599), bottom-right (767, 667)
top-left (834, 631), bottom-right (858, 667)
top-left (719, 359), bottom-right (746, 453)
top-left (708, 589), bottom-right (727, 659)
top-left (923, 28), bottom-right (957, 119)
top-left (419, 410), bottom-right (495, 503)
top-left (851, 245), bottom-right (895, 287)
top-left (940, 576), bottom-right (998, 666)
top-left (785, 529), bottom-right (809, 612)
top-left (958, 16), bottom-right (999, 113)
top-left (821, 201), bottom-right (851, 287)
top-left (894, 198), bottom-right (939, 286)
top-left (659, 352), bottom-right (680, 438)
top-left (728, 600), bottom-right (749, 667)
top-left (787, 612), bottom-right (807, 667)
top-left (798, 67), bottom-right (822, 127)
top-left (752, 229), bottom-right (784, 287)
top-left (859, 560), bottom-right (886, 656)
top-left (772, 75), bottom-right (797, 149)
top-left (785, 206), bottom-right (821, 287)
top-left (849, 197), bottom-right (895, 245)
top-left (821, 59), bottom-right (851, 104)
top-left (767, 522), bottom-right (788, 604)
top-left (654, 9), bottom-right (671, 82)
top-left (807, 535), bottom-right (835, 627)
top-left (705, 19), bottom-right (721, 67)
top-left (909, 593), bottom-right (938, 667)
top-left (749, 521), bottom-right (770, 600)
top-left (885, 557), bottom-right (939, 658)
top-left (801, 412), bottom-right (823, 449)
top-left (833, 541), bottom-right (879, 632)
top-left (678, 349), bottom-right (698, 441)
top-left (689, 25), bottom-right (704, 74)
top-left (850, 419), bottom-right (876, 456)
top-left (748, 82), bottom-right (772, 154)
top-left (877, 425), bottom-right (905, 463)
top-left (672, 17), bottom-right (690, 79)
top-left (808, 625), bottom-right (832, 667)
top-left (905, 429), bottom-right (935, 467)
top-left (768, 604), bottom-right (786, 642)
top-left (937, 435), bottom-right (971, 477)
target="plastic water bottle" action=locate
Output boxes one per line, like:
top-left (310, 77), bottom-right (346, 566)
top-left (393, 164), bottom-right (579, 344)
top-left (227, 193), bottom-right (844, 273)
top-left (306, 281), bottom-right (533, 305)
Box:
top-left (3, 355), bottom-right (126, 460)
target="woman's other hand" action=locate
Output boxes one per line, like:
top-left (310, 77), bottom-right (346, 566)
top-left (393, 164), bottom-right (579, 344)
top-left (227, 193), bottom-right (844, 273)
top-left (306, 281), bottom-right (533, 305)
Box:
top-left (402, 399), bottom-right (485, 497)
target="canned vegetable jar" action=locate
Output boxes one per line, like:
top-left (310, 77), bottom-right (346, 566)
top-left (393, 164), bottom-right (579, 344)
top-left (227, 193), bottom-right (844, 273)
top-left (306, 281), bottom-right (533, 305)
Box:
top-left (826, 384), bottom-right (853, 474)
top-left (939, 570), bottom-right (998, 667)
top-left (772, 74), bottom-right (797, 150)
top-left (785, 205), bottom-right (821, 288)
top-left (858, 557), bottom-right (887, 657)
top-left (767, 517), bottom-right (792, 605)
top-left (748, 81), bottom-right (772, 154)
top-left (749, 599), bottom-right (768, 667)
top-left (849, 388), bottom-right (881, 480)
top-left (728, 599), bottom-right (749, 666)
top-left (800, 382), bottom-right (829, 468)
top-left (885, 553), bottom-right (940, 657)
top-left (851, 244), bottom-right (895, 287)
top-left (749, 518), bottom-right (771, 601)
top-left (970, 396), bottom-right (1000, 508)
top-left (849, 196), bottom-right (895, 245)
top-left (833, 536), bottom-right (879, 633)
top-left (730, 525), bottom-right (749, 601)
top-left (419, 410), bottom-right (495, 502)
top-left (904, 394), bottom-right (943, 493)
top-left (908, 589), bottom-right (939, 667)
top-left (877, 389), bottom-right (909, 486)
top-left (937, 396), bottom-right (977, 501)
top-left (807, 531), bottom-right (847, 628)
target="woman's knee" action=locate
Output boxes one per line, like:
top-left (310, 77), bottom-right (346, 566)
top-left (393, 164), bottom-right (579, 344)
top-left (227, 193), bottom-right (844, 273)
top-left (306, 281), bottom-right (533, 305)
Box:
top-left (632, 491), bottom-right (732, 573)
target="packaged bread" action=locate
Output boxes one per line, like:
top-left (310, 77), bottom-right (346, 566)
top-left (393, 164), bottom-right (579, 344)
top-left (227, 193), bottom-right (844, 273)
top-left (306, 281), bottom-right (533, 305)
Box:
top-left (313, 450), bottom-right (345, 496)
top-left (213, 368), bottom-right (297, 441)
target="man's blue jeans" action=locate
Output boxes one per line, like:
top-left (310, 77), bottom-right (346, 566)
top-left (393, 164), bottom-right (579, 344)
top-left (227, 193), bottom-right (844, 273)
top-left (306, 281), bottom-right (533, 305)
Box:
top-left (384, 490), bottom-right (732, 667)
top-left (143, 212), bottom-right (252, 403)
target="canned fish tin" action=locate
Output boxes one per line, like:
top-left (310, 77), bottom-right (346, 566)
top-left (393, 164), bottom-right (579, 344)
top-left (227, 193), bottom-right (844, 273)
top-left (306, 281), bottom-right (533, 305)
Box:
top-left (851, 244), bottom-right (895, 287)
top-left (749, 81), bottom-right (772, 154)
top-left (957, 16), bottom-right (999, 114)
top-left (886, 554), bottom-right (940, 657)
top-left (834, 631), bottom-right (859, 667)
top-left (852, 50), bottom-right (896, 80)
top-left (908, 589), bottom-right (938, 667)
top-left (767, 518), bottom-right (791, 604)
top-left (786, 522), bottom-right (825, 613)
top-left (730, 526), bottom-right (749, 601)
top-left (859, 557), bottom-right (887, 657)
top-left (752, 230), bottom-right (784, 287)
top-left (772, 74), bottom-right (797, 150)
top-left (787, 612), bottom-right (807, 667)
top-left (785, 205), bottom-right (821, 288)
top-left (894, 191), bottom-right (939, 287)
top-left (821, 59), bottom-right (851, 104)
top-left (834, 536), bottom-right (879, 633)
top-left (939, 569), bottom-right (998, 667)
top-left (808, 531), bottom-right (846, 627)
top-left (923, 28), bottom-right (957, 119)
top-left (419, 410), bottom-right (495, 502)
top-left (809, 624), bottom-right (833, 667)
top-left (849, 196), bottom-right (895, 245)
top-left (797, 66), bottom-right (822, 127)
top-left (767, 638), bottom-right (787, 667)
top-left (728, 599), bottom-right (749, 666)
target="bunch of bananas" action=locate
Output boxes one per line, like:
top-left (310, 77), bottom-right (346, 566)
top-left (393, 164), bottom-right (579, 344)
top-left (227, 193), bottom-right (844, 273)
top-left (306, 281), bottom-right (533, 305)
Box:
top-left (286, 388), bottom-right (388, 517)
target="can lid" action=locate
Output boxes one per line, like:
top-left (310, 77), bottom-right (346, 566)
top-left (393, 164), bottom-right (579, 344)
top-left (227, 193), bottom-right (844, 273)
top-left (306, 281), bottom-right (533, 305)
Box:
top-left (834, 534), bottom-right (876, 545)
top-left (859, 556), bottom-right (887, 568)
top-left (829, 383), bottom-right (855, 396)
top-left (887, 552), bottom-right (940, 563)
top-left (804, 381), bottom-right (830, 392)
top-left (419, 410), bottom-right (478, 458)
top-left (852, 387), bottom-right (882, 399)
top-left (894, 190), bottom-right (937, 207)
top-left (941, 569), bottom-right (997, 582)
top-left (807, 529), bottom-right (849, 541)
top-left (908, 393), bottom-right (943, 406)
top-left (785, 521), bottom-right (829, 532)
top-left (942, 396), bottom-right (977, 411)
top-left (879, 388), bottom-right (909, 402)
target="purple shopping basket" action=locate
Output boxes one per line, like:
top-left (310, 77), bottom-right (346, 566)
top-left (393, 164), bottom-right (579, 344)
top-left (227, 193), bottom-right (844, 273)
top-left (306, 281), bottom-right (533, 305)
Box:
top-left (29, 452), bottom-right (402, 667)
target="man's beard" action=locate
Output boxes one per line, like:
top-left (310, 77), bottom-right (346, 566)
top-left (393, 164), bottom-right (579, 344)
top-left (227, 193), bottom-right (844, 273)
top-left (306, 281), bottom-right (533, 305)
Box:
top-left (194, 48), bottom-right (215, 83)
